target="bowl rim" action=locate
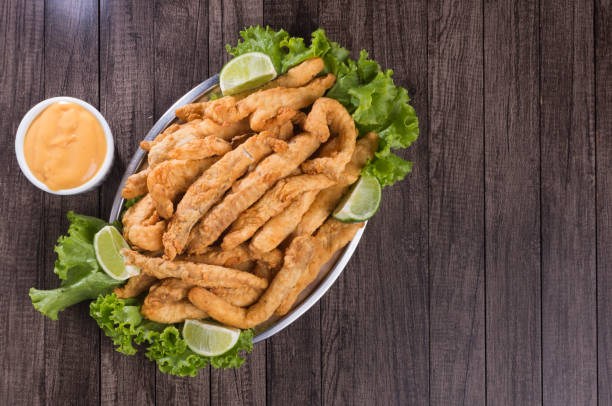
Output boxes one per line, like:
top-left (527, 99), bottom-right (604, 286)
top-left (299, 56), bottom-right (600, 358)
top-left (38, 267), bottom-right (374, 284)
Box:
top-left (14, 96), bottom-right (115, 195)
top-left (107, 75), bottom-right (366, 343)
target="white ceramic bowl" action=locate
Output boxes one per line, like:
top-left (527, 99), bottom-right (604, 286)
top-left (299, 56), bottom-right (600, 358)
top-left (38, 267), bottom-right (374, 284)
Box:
top-left (15, 96), bottom-right (114, 195)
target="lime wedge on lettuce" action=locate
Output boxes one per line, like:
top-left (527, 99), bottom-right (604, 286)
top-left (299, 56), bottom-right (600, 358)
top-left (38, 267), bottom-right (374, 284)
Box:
top-left (220, 52), bottom-right (277, 95)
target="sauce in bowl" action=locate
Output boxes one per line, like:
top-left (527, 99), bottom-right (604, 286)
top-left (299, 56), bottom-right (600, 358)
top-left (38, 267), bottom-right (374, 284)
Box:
top-left (23, 101), bottom-right (107, 191)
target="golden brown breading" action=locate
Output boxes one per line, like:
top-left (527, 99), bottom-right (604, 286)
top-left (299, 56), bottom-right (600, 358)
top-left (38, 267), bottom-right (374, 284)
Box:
top-left (295, 132), bottom-right (378, 236)
top-left (122, 195), bottom-right (166, 252)
top-left (186, 131), bottom-right (326, 254)
top-left (147, 157), bottom-right (218, 219)
top-left (221, 174), bottom-right (334, 250)
top-left (163, 127), bottom-right (293, 259)
top-left (188, 235), bottom-right (314, 328)
top-left (141, 279), bottom-right (208, 323)
top-left (275, 219), bottom-right (364, 315)
top-left (300, 98), bottom-right (357, 179)
top-left (122, 249), bottom-right (268, 290)
top-left (249, 189), bottom-right (319, 253)
top-left (114, 273), bottom-right (158, 299)
top-left (122, 168), bottom-right (150, 199)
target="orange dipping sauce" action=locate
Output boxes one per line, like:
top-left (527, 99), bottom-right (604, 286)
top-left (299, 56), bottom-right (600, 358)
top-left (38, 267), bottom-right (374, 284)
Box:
top-left (23, 101), bottom-right (107, 190)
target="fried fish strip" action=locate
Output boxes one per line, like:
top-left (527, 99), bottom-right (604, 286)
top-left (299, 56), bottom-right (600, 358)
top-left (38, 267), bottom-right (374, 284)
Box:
top-left (209, 286), bottom-right (262, 307)
top-left (148, 119), bottom-right (249, 168)
top-left (295, 132), bottom-right (378, 236)
top-left (148, 157), bottom-right (218, 219)
top-left (139, 123), bottom-right (181, 152)
top-left (301, 98), bottom-right (357, 179)
top-left (122, 195), bottom-right (166, 252)
top-left (114, 273), bottom-right (158, 299)
top-left (268, 57), bottom-right (324, 88)
top-left (122, 168), bottom-right (150, 199)
top-left (141, 279), bottom-right (208, 323)
top-left (187, 131), bottom-right (326, 254)
top-left (188, 235), bottom-right (314, 329)
top-left (205, 74), bottom-right (336, 131)
top-left (122, 249), bottom-right (269, 290)
top-left (250, 189), bottom-right (319, 253)
top-left (221, 174), bottom-right (335, 250)
top-left (276, 219), bottom-right (364, 315)
top-left (174, 58), bottom-right (325, 121)
top-left (185, 244), bottom-right (251, 267)
top-left (163, 127), bottom-right (292, 259)
top-left (169, 135), bottom-right (232, 160)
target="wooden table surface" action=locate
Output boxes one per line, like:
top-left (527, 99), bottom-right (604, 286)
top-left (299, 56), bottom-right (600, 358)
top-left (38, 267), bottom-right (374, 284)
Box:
top-left (1, 0), bottom-right (611, 405)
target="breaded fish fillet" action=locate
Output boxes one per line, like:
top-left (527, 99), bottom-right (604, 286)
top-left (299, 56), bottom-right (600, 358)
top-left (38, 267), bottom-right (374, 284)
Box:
top-left (141, 278), bottom-right (208, 323)
top-left (276, 219), bottom-right (365, 315)
top-left (249, 189), bottom-right (319, 253)
top-left (122, 168), bottom-right (149, 199)
top-left (295, 132), bottom-right (378, 236)
top-left (221, 173), bottom-right (335, 250)
top-left (169, 135), bottom-right (232, 161)
top-left (122, 249), bottom-right (268, 290)
top-left (148, 157), bottom-right (218, 219)
top-left (204, 74), bottom-right (336, 131)
top-left (187, 131), bottom-right (326, 254)
top-left (301, 98), bottom-right (357, 179)
top-left (148, 119), bottom-right (249, 168)
top-left (122, 195), bottom-right (166, 252)
top-left (188, 235), bottom-right (314, 329)
top-left (114, 273), bottom-right (157, 299)
top-left (174, 58), bottom-right (325, 121)
top-left (163, 125), bottom-right (293, 259)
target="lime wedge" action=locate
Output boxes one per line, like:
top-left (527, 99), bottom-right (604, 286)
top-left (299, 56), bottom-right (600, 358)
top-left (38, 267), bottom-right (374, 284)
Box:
top-left (93, 225), bottom-right (140, 280)
top-left (333, 175), bottom-right (382, 222)
top-left (183, 320), bottom-right (240, 357)
top-left (219, 52), bottom-right (277, 96)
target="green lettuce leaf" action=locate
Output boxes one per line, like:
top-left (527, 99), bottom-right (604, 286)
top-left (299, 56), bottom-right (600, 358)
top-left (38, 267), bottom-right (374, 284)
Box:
top-left (29, 211), bottom-right (121, 320)
top-left (225, 27), bottom-right (420, 187)
top-left (54, 212), bottom-right (106, 280)
top-left (90, 294), bottom-right (254, 377)
top-left (226, 26), bottom-right (290, 74)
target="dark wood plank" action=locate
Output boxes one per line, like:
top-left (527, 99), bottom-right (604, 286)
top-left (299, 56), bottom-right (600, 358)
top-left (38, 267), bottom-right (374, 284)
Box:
top-left (208, 1), bottom-right (265, 405)
top-left (41, 1), bottom-right (101, 404)
top-left (0, 1), bottom-right (45, 404)
top-left (483, 1), bottom-right (541, 405)
top-left (99, 1), bottom-right (156, 404)
top-left (208, 0), bottom-right (264, 74)
top-left (259, 4), bottom-right (321, 406)
top-left (596, 1), bottom-right (612, 403)
top-left (152, 1), bottom-right (211, 402)
top-left (540, 1), bottom-right (597, 405)
top-left (427, 0), bottom-right (485, 403)
top-left (319, 0), bottom-right (430, 404)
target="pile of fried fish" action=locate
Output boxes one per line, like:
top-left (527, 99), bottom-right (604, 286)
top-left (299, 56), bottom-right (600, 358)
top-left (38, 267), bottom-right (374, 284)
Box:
top-left (118, 57), bottom-right (377, 329)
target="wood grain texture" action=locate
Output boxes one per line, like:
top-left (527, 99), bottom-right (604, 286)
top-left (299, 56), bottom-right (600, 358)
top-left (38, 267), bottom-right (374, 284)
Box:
top-left (369, 0), bottom-right (430, 403)
top-left (99, 1), bottom-right (156, 404)
top-left (261, 3), bottom-right (320, 406)
top-left (152, 0), bottom-right (212, 402)
top-left (208, 0), bottom-right (264, 73)
top-left (319, 0), bottom-right (430, 405)
top-left (0, 1), bottom-right (45, 404)
top-left (540, 1), bottom-right (597, 405)
top-left (427, 0), bottom-right (485, 404)
top-left (596, 0), bottom-right (612, 404)
top-left (42, 1), bottom-right (101, 404)
top-left (484, 1), bottom-right (541, 405)
top-left (428, 1), bottom-right (485, 405)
